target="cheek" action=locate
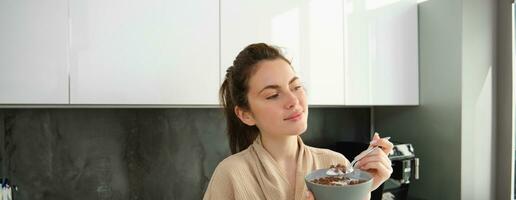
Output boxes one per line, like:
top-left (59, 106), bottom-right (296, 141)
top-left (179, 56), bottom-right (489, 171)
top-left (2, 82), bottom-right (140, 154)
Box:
top-left (297, 91), bottom-right (307, 106)
top-left (251, 100), bottom-right (283, 122)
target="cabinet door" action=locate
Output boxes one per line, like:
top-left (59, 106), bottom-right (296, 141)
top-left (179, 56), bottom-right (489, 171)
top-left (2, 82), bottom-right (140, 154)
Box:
top-left (0, 0), bottom-right (69, 104)
top-left (221, 0), bottom-right (345, 105)
top-left (70, 0), bottom-right (219, 105)
top-left (344, 0), bottom-right (419, 105)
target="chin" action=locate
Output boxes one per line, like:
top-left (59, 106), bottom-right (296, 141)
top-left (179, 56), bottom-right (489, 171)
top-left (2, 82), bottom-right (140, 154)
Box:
top-left (291, 123), bottom-right (308, 135)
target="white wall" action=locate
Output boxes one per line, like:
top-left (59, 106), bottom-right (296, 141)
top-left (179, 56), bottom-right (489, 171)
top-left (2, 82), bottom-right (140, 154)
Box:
top-left (460, 0), bottom-right (496, 199)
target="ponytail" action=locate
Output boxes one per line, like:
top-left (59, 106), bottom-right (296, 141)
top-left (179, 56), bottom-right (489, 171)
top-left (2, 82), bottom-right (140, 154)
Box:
top-left (220, 77), bottom-right (259, 154)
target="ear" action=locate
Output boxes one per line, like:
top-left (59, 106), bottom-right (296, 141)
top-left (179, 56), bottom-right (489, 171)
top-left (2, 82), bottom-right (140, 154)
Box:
top-left (234, 106), bottom-right (256, 126)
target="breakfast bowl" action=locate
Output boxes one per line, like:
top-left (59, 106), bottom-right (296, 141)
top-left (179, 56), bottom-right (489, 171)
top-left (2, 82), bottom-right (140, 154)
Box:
top-left (305, 168), bottom-right (373, 200)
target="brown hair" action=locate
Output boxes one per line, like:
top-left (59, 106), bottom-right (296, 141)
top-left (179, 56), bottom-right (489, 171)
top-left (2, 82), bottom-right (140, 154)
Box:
top-left (220, 43), bottom-right (291, 154)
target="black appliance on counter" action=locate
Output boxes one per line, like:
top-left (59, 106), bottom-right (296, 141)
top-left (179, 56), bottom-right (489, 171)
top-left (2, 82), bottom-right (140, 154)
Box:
top-left (329, 141), bottom-right (419, 200)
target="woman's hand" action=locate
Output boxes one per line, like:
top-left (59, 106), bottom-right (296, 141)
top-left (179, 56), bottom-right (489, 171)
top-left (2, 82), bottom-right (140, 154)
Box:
top-left (306, 190), bottom-right (315, 200)
top-left (355, 132), bottom-right (394, 191)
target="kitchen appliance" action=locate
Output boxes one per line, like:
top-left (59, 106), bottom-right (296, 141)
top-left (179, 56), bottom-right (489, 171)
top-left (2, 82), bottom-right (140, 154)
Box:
top-left (382, 143), bottom-right (419, 200)
top-left (329, 141), bottom-right (419, 200)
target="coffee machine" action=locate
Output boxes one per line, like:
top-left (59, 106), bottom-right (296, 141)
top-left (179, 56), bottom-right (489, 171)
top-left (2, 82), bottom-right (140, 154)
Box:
top-left (382, 143), bottom-right (419, 200)
top-left (329, 141), bottom-right (419, 200)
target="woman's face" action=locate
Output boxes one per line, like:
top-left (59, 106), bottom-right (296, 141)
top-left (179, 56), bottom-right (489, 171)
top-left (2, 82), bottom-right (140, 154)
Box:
top-left (238, 58), bottom-right (308, 137)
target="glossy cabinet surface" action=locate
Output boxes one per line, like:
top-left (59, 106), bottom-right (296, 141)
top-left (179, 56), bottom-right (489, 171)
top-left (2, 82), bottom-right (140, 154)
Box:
top-left (221, 0), bottom-right (346, 105)
top-left (344, 0), bottom-right (418, 105)
top-left (69, 0), bottom-right (220, 105)
top-left (0, 0), bottom-right (417, 106)
top-left (222, 0), bottom-right (418, 106)
top-left (0, 0), bottom-right (69, 104)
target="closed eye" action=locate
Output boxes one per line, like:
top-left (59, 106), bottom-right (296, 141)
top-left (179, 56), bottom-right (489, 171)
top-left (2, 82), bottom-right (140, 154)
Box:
top-left (266, 94), bottom-right (279, 100)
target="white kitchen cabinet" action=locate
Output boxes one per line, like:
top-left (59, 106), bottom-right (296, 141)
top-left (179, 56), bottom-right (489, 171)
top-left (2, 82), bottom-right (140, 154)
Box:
top-left (69, 0), bottom-right (219, 105)
top-left (221, 0), bottom-right (418, 106)
top-left (0, 0), bottom-right (416, 106)
top-left (344, 0), bottom-right (419, 105)
top-left (0, 0), bottom-right (69, 104)
top-left (221, 0), bottom-right (346, 105)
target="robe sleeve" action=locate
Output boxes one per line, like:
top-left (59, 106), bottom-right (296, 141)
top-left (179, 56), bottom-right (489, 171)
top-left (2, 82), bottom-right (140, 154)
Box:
top-left (335, 152), bottom-right (351, 169)
top-left (323, 149), bottom-right (351, 169)
top-left (203, 163), bottom-right (235, 200)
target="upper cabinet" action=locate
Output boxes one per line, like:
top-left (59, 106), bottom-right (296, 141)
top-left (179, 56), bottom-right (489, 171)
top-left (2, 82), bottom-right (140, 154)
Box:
top-left (0, 0), bottom-right (417, 106)
top-left (221, 0), bottom-right (346, 105)
top-left (69, 0), bottom-right (219, 105)
top-left (0, 0), bottom-right (69, 104)
top-left (344, 0), bottom-right (418, 105)
top-left (221, 0), bottom-right (418, 106)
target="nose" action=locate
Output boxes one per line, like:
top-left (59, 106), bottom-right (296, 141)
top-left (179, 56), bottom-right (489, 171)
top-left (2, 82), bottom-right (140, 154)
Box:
top-left (284, 90), bottom-right (299, 110)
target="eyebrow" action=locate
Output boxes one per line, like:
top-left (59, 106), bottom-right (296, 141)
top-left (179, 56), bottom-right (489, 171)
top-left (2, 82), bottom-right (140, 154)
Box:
top-left (258, 76), bottom-right (299, 94)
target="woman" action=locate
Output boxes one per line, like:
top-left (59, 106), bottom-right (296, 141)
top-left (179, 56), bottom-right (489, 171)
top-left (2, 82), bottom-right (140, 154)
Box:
top-left (203, 43), bottom-right (393, 200)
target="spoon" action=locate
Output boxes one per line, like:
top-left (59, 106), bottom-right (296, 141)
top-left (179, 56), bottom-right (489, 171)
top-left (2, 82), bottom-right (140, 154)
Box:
top-left (346, 146), bottom-right (380, 173)
top-left (347, 136), bottom-right (391, 173)
top-left (326, 136), bottom-right (391, 175)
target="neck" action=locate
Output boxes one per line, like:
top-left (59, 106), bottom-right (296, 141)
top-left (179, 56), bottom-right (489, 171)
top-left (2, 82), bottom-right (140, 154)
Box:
top-left (260, 133), bottom-right (299, 163)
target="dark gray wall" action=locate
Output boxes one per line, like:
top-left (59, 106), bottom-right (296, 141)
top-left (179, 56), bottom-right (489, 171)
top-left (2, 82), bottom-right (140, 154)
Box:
top-left (375, 0), bottom-right (506, 200)
top-left (0, 108), bottom-right (370, 200)
top-left (374, 0), bottom-right (463, 200)
top-left (495, 0), bottom-right (513, 199)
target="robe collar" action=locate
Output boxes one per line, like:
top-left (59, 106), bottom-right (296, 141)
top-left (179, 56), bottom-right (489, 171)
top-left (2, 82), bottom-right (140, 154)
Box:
top-left (250, 135), bottom-right (314, 200)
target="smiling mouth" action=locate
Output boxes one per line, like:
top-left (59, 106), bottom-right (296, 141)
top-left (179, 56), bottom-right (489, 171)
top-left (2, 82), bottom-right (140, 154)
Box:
top-left (284, 112), bottom-right (303, 121)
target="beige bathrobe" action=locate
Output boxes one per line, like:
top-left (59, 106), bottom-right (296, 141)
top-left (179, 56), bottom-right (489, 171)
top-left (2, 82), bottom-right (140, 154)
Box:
top-left (203, 136), bottom-right (350, 200)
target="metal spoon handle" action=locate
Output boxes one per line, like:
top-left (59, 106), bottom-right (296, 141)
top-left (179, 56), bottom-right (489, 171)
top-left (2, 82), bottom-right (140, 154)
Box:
top-left (350, 146), bottom-right (379, 167)
top-left (350, 136), bottom-right (391, 167)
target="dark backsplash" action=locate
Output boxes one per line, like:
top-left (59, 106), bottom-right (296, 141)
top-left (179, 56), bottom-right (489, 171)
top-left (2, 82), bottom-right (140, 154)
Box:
top-left (0, 108), bottom-right (370, 200)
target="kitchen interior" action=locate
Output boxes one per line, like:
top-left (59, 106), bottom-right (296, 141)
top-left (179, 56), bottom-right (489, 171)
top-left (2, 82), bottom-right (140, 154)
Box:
top-left (0, 0), bottom-right (513, 200)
